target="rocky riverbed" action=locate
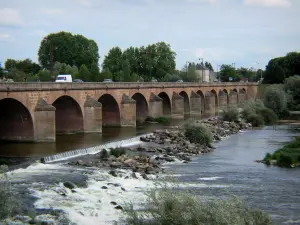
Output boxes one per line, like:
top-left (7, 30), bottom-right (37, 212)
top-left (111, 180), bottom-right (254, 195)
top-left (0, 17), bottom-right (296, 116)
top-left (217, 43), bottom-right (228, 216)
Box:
top-left (68, 117), bottom-right (253, 178)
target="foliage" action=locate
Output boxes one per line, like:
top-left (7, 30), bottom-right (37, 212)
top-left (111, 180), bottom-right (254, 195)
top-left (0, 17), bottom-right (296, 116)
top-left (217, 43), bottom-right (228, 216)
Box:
top-left (90, 61), bottom-right (100, 82)
top-left (263, 52), bottom-right (300, 84)
top-left (77, 64), bottom-right (91, 81)
top-left (123, 184), bottom-right (271, 225)
top-left (145, 116), bottom-right (169, 124)
top-left (0, 62), bottom-right (3, 79)
top-left (236, 67), bottom-right (257, 82)
top-left (258, 108), bottom-right (278, 125)
top-left (99, 68), bottom-right (113, 82)
top-left (36, 69), bottom-right (50, 82)
top-left (4, 58), bottom-right (41, 75)
top-left (103, 42), bottom-right (176, 81)
top-left (222, 106), bottom-right (239, 122)
top-left (241, 99), bottom-right (278, 127)
top-left (6, 68), bottom-right (26, 82)
top-left (0, 165), bottom-right (19, 220)
top-left (219, 64), bottom-right (239, 82)
top-left (38, 31), bottom-right (99, 69)
top-left (263, 137), bottom-right (300, 167)
top-left (263, 84), bottom-right (287, 116)
top-left (184, 121), bottom-right (212, 146)
top-left (110, 148), bottom-right (127, 158)
top-left (99, 149), bottom-right (109, 160)
top-left (284, 75), bottom-right (300, 110)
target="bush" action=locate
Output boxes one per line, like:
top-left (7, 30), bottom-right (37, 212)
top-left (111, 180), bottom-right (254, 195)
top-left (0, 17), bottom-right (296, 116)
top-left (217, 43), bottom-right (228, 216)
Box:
top-left (145, 116), bottom-right (155, 122)
top-left (99, 149), bottom-right (109, 160)
top-left (154, 117), bottom-right (169, 124)
top-left (184, 122), bottom-right (212, 146)
top-left (222, 106), bottom-right (239, 122)
top-left (123, 184), bottom-right (271, 225)
top-left (263, 84), bottom-right (287, 116)
top-left (110, 148), bottom-right (127, 158)
top-left (258, 108), bottom-right (278, 125)
top-left (0, 165), bottom-right (19, 220)
top-left (246, 114), bottom-right (264, 127)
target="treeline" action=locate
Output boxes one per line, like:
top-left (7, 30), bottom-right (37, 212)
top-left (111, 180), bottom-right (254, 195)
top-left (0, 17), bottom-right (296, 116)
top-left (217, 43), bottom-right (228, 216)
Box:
top-left (263, 52), bottom-right (300, 84)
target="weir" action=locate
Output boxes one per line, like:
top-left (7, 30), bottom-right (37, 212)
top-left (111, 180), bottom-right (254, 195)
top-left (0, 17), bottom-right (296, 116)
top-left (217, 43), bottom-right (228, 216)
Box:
top-left (42, 133), bottom-right (153, 163)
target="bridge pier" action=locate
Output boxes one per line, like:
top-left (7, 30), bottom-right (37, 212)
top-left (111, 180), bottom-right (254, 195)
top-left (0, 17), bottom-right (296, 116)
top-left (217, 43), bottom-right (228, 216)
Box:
top-left (205, 94), bottom-right (216, 115)
top-left (172, 92), bottom-right (184, 118)
top-left (84, 96), bottom-right (102, 133)
top-left (219, 93), bottom-right (228, 109)
top-left (120, 94), bottom-right (136, 127)
top-left (34, 98), bottom-right (56, 142)
top-left (190, 91), bottom-right (202, 115)
top-left (149, 93), bottom-right (163, 118)
top-left (239, 91), bottom-right (247, 104)
top-left (229, 92), bottom-right (238, 105)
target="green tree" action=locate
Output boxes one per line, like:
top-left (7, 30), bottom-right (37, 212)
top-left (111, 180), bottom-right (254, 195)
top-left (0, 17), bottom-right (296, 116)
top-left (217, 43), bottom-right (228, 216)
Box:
top-left (102, 47), bottom-right (124, 74)
top-left (0, 62), bottom-right (3, 80)
top-left (284, 75), bottom-right (300, 110)
top-left (205, 61), bottom-right (214, 71)
top-left (37, 69), bottom-right (51, 81)
top-left (4, 58), bottom-right (41, 75)
top-left (6, 68), bottom-right (26, 82)
top-left (77, 64), bottom-right (91, 81)
top-left (263, 84), bottom-right (287, 115)
top-left (220, 64), bottom-right (239, 82)
top-left (237, 67), bottom-right (255, 81)
top-left (187, 63), bottom-right (197, 82)
top-left (99, 68), bottom-right (112, 82)
top-left (38, 31), bottom-right (99, 69)
top-left (4, 59), bottom-right (17, 70)
top-left (90, 62), bottom-right (100, 82)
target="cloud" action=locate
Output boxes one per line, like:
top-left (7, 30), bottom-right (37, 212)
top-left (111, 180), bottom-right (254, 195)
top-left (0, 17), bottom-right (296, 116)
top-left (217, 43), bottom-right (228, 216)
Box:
top-left (244, 0), bottom-right (291, 7)
top-left (78, 0), bottom-right (93, 6)
top-left (0, 8), bottom-right (24, 27)
top-left (0, 33), bottom-right (14, 43)
top-left (42, 8), bottom-right (65, 15)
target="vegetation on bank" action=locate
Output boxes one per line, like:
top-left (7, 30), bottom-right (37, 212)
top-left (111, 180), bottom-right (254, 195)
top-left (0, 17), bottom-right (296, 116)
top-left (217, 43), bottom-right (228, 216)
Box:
top-left (145, 116), bottom-right (169, 124)
top-left (122, 184), bottom-right (271, 225)
top-left (263, 137), bottom-right (300, 168)
top-left (184, 121), bottom-right (213, 146)
top-left (240, 99), bottom-right (278, 127)
top-left (222, 106), bottom-right (239, 122)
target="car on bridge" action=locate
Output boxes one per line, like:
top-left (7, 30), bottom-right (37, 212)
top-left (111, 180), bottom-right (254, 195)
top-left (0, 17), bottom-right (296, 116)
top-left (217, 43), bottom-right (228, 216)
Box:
top-left (103, 79), bottom-right (113, 83)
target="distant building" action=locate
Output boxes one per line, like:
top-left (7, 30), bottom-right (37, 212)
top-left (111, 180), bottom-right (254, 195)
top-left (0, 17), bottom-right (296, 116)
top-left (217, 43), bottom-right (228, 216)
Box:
top-left (195, 68), bottom-right (217, 82)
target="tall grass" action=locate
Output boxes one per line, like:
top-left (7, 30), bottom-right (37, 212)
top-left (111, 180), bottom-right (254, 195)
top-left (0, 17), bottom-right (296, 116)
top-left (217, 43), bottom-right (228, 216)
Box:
top-left (222, 106), bottom-right (239, 122)
top-left (184, 121), bottom-right (212, 146)
top-left (123, 184), bottom-right (271, 225)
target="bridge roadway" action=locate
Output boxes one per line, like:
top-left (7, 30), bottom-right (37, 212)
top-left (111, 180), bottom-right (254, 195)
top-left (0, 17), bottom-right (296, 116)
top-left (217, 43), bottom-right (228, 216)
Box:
top-left (0, 82), bottom-right (258, 142)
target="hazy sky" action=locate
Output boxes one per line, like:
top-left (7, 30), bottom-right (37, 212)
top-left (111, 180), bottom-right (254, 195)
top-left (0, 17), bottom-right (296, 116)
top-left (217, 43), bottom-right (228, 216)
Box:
top-left (0, 0), bottom-right (299, 70)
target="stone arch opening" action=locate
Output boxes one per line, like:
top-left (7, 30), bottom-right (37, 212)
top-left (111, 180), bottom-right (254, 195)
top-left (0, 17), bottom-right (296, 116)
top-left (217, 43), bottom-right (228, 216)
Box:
top-left (230, 89), bottom-right (239, 105)
top-left (99, 94), bottom-right (121, 127)
top-left (196, 90), bottom-right (205, 114)
top-left (239, 88), bottom-right (247, 103)
top-left (158, 92), bottom-right (171, 116)
top-left (211, 89), bottom-right (218, 107)
top-left (0, 98), bottom-right (34, 142)
top-left (132, 93), bottom-right (148, 121)
top-left (53, 96), bottom-right (84, 134)
top-left (179, 91), bottom-right (190, 114)
top-left (219, 89), bottom-right (229, 106)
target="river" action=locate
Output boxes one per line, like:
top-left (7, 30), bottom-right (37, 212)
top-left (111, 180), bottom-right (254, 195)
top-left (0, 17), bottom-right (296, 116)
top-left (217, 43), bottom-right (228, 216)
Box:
top-left (2, 123), bottom-right (300, 224)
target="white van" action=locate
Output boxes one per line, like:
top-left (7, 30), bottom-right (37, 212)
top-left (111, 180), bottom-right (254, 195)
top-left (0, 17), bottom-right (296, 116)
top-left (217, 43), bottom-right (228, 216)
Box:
top-left (55, 74), bottom-right (72, 82)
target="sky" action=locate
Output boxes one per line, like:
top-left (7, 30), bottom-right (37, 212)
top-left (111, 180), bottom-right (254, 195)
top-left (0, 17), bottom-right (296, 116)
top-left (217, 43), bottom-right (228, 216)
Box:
top-left (0, 0), bottom-right (299, 71)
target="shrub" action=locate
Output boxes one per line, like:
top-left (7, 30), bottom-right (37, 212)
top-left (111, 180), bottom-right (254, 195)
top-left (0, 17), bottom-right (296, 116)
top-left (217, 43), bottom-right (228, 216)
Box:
top-left (123, 184), bottom-right (271, 225)
top-left (263, 84), bottom-right (287, 116)
top-left (222, 106), bottom-right (239, 122)
top-left (0, 165), bottom-right (19, 220)
top-left (184, 122), bottom-right (212, 146)
top-left (145, 116), bottom-right (155, 122)
top-left (258, 108), bottom-right (278, 125)
top-left (110, 148), bottom-right (127, 158)
top-left (246, 114), bottom-right (264, 127)
top-left (99, 149), bottom-right (109, 160)
top-left (154, 117), bottom-right (169, 124)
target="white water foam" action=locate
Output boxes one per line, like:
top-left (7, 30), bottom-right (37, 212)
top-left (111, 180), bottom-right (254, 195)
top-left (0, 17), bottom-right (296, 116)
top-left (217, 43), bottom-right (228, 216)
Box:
top-left (197, 176), bottom-right (223, 181)
top-left (43, 133), bottom-right (153, 163)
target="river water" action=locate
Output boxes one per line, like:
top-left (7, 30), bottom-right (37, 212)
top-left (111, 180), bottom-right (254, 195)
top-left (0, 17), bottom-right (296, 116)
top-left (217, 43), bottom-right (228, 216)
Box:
top-left (2, 123), bottom-right (300, 224)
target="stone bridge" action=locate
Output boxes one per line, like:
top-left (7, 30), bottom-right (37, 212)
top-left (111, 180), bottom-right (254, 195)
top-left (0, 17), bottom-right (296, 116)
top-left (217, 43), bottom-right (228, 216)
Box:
top-left (0, 82), bottom-right (258, 142)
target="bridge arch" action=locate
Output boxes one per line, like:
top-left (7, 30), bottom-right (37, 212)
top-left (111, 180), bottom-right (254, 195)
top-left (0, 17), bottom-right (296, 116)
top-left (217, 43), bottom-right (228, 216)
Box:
top-left (179, 91), bottom-right (190, 114)
top-left (0, 98), bottom-right (34, 142)
top-left (196, 90), bottom-right (205, 114)
top-left (53, 95), bottom-right (84, 134)
top-left (158, 92), bottom-right (171, 116)
top-left (132, 93), bottom-right (148, 121)
top-left (211, 89), bottom-right (218, 108)
top-left (229, 89), bottom-right (239, 105)
top-left (239, 88), bottom-right (247, 103)
top-left (99, 94), bottom-right (121, 127)
top-left (218, 89), bottom-right (229, 107)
